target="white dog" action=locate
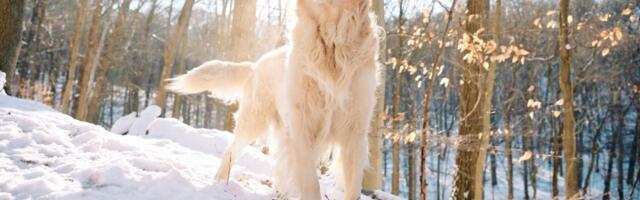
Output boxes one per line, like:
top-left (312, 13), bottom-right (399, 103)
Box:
top-left (168, 0), bottom-right (379, 199)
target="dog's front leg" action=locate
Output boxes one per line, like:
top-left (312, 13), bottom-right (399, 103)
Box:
top-left (287, 114), bottom-right (322, 200)
top-left (335, 66), bottom-right (377, 200)
top-left (334, 118), bottom-right (369, 200)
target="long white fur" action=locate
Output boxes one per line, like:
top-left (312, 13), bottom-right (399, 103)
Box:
top-left (168, 0), bottom-right (379, 199)
top-left (166, 60), bottom-right (253, 102)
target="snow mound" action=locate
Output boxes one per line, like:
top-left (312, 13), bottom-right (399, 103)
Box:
top-left (0, 95), bottom-right (395, 200)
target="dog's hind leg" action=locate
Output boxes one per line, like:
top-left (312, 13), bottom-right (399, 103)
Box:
top-left (214, 92), bottom-right (272, 181)
top-left (214, 134), bottom-right (249, 182)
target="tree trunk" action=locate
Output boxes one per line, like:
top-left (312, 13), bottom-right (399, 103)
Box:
top-left (419, 1), bottom-right (458, 198)
top-left (490, 149), bottom-right (497, 187)
top-left (155, 0), bottom-right (195, 114)
top-left (628, 111), bottom-right (639, 185)
top-left (172, 37), bottom-right (189, 119)
top-left (612, 93), bottom-right (626, 200)
top-left (473, 0), bottom-right (500, 198)
top-left (582, 108), bottom-right (607, 194)
top-left (603, 119), bottom-right (616, 200)
top-left (204, 97), bottom-right (214, 128)
top-left (86, 0), bottom-right (133, 123)
top-left (61, 0), bottom-right (88, 114)
top-left (391, 63), bottom-right (402, 196)
top-left (451, 0), bottom-right (488, 199)
top-left (0, 0), bottom-right (25, 94)
top-left (24, 0), bottom-right (48, 98)
top-left (559, 0), bottom-right (579, 198)
top-left (75, 0), bottom-right (108, 120)
top-left (505, 120), bottom-right (514, 200)
top-left (363, 0), bottom-right (385, 191)
top-left (407, 113), bottom-right (416, 200)
top-left (391, 0), bottom-right (405, 194)
top-left (222, 0), bottom-right (257, 131)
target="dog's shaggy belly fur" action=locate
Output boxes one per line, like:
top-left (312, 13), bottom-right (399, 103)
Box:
top-left (168, 1), bottom-right (379, 199)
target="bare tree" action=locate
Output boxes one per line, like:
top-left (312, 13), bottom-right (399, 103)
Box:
top-left (61, 0), bottom-right (88, 113)
top-left (559, 0), bottom-right (579, 198)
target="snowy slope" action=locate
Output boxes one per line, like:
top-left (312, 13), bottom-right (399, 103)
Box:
top-left (0, 95), bottom-right (397, 200)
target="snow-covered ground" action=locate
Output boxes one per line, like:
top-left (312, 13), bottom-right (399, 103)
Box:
top-left (0, 95), bottom-right (397, 200)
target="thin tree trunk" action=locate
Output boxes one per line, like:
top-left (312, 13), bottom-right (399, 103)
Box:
top-left (143, 0), bottom-right (162, 109)
top-left (490, 148), bottom-right (497, 187)
top-left (172, 37), bottom-right (189, 119)
top-left (0, 0), bottom-right (25, 94)
top-left (407, 114), bottom-right (416, 200)
top-left (628, 110), bottom-right (639, 185)
top-left (391, 61), bottom-right (402, 195)
top-left (582, 108), bottom-right (608, 194)
top-left (155, 0), bottom-right (195, 114)
top-left (613, 93), bottom-right (627, 200)
top-left (504, 67), bottom-right (517, 200)
top-left (61, 0), bottom-right (88, 113)
top-left (419, 1), bottom-right (458, 199)
top-left (391, 1), bottom-right (405, 194)
top-left (25, 0), bottom-right (48, 99)
top-left (204, 97), bottom-right (214, 128)
top-left (524, 138), bottom-right (530, 200)
top-left (559, 0), bottom-right (579, 198)
top-left (603, 117), bottom-right (616, 200)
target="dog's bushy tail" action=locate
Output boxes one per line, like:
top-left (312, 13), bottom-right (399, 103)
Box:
top-left (167, 60), bottom-right (253, 102)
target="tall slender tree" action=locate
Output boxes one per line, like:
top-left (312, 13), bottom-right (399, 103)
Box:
top-left (391, 0), bottom-right (405, 195)
top-left (474, 0), bottom-right (501, 198)
top-left (61, 0), bottom-right (88, 113)
top-left (559, 0), bottom-right (579, 198)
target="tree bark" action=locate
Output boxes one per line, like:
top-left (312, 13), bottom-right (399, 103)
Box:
top-left (451, 0), bottom-right (488, 199)
top-left (559, 0), bottom-right (579, 198)
top-left (75, 0), bottom-right (108, 120)
top-left (473, 0), bottom-right (501, 198)
top-left (363, 0), bottom-right (385, 191)
top-left (155, 0), bottom-right (195, 114)
top-left (61, 0), bottom-right (88, 114)
top-left (204, 97), bottom-right (214, 128)
top-left (0, 0), bottom-right (25, 94)
top-left (172, 37), bottom-right (189, 119)
top-left (628, 109), bottom-right (639, 185)
top-left (391, 0), bottom-right (405, 195)
top-left (222, 0), bottom-right (257, 131)
top-left (24, 0), bottom-right (48, 98)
